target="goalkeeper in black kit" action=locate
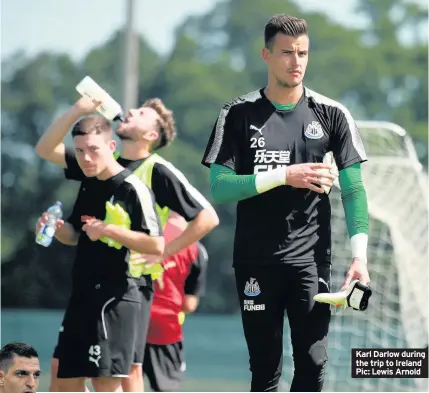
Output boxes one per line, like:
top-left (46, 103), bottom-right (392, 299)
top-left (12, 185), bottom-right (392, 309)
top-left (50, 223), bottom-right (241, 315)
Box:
top-left (201, 14), bottom-right (370, 392)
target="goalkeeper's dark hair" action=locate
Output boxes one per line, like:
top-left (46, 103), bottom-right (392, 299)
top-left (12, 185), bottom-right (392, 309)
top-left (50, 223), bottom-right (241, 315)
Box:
top-left (71, 115), bottom-right (113, 140)
top-left (264, 14), bottom-right (308, 51)
top-left (141, 98), bottom-right (176, 149)
top-left (0, 342), bottom-right (38, 372)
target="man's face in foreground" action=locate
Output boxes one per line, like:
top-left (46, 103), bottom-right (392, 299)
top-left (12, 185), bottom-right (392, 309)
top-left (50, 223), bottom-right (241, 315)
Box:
top-left (0, 355), bottom-right (40, 393)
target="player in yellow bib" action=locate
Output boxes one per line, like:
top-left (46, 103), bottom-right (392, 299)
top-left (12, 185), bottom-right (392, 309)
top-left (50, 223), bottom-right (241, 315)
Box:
top-left (36, 96), bottom-right (219, 392)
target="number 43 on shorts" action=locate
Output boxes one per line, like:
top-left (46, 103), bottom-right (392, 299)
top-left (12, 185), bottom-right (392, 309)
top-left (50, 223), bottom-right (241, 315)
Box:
top-left (88, 345), bottom-right (101, 367)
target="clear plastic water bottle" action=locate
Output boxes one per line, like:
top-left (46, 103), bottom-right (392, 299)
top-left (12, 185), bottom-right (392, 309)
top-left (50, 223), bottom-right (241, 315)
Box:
top-left (36, 201), bottom-right (63, 247)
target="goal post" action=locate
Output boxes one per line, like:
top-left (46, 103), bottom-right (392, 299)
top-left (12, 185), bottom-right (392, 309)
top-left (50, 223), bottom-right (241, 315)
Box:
top-left (280, 121), bottom-right (428, 392)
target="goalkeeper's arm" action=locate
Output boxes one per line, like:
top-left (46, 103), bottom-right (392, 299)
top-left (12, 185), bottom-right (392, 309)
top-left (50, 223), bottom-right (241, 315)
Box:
top-left (339, 163), bottom-right (369, 262)
top-left (210, 164), bottom-right (283, 204)
top-left (210, 162), bottom-right (335, 204)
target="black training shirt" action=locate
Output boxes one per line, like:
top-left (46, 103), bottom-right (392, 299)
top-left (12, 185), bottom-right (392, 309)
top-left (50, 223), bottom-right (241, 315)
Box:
top-left (201, 87), bottom-right (367, 266)
top-left (64, 149), bottom-right (208, 222)
top-left (67, 168), bottom-right (162, 299)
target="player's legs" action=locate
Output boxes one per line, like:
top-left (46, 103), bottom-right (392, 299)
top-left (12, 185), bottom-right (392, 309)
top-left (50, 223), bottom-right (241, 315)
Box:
top-left (143, 342), bottom-right (185, 392)
top-left (55, 299), bottom-right (95, 391)
top-left (57, 294), bottom-right (140, 391)
top-left (56, 377), bottom-right (87, 392)
top-left (49, 357), bottom-right (60, 392)
top-left (235, 266), bottom-right (287, 392)
top-left (285, 262), bottom-right (331, 392)
top-left (124, 364), bottom-right (143, 392)
top-left (51, 357), bottom-right (91, 392)
top-left (50, 311), bottom-right (67, 392)
top-left (51, 344), bottom-right (91, 392)
top-left (122, 286), bottom-right (153, 392)
top-left (91, 296), bottom-right (141, 390)
top-left (91, 377), bottom-right (123, 392)
top-left (90, 295), bottom-right (141, 392)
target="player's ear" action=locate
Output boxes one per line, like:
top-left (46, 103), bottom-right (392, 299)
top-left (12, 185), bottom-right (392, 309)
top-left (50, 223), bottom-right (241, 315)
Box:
top-left (0, 370), bottom-right (5, 387)
top-left (109, 139), bottom-right (116, 152)
top-left (146, 130), bottom-right (159, 142)
top-left (261, 47), bottom-right (270, 64)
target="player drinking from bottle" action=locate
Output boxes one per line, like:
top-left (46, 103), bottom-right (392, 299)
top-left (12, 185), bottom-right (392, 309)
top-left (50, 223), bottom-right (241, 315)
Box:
top-left (36, 115), bottom-right (164, 392)
top-left (36, 95), bottom-right (218, 392)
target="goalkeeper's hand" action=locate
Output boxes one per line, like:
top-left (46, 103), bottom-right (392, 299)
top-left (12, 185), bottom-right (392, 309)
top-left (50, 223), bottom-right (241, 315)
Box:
top-left (314, 279), bottom-right (372, 311)
top-left (341, 257), bottom-right (370, 291)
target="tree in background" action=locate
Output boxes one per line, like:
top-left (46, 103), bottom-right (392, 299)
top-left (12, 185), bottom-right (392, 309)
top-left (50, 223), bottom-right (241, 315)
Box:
top-left (1, 0), bottom-right (427, 312)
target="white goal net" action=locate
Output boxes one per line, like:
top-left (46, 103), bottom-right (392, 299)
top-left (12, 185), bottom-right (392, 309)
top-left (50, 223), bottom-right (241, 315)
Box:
top-left (281, 121), bottom-right (428, 392)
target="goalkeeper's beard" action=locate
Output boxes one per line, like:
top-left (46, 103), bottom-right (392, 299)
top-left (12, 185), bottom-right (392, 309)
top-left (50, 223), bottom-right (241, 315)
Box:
top-left (276, 77), bottom-right (302, 89)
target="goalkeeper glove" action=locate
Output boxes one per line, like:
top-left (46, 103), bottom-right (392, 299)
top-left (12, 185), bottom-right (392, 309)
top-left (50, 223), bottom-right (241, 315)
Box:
top-left (317, 151), bottom-right (339, 194)
top-left (313, 279), bottom-right (372, 312)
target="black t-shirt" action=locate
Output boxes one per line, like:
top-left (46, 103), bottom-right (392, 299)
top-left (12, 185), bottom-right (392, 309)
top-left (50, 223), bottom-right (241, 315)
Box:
top-left (184, 242), bottom-right (208, 296)
top-left (67, 168), bottom-right (162, 300)
top-left (64, 149), bottom-right (208, 222)
top-left (201, 87), bottom-right (367, 266)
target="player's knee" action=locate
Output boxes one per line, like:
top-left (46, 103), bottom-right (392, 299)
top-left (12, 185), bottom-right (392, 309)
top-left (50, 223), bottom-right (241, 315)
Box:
top-left (56, 378), bottom-right (86, 392)
top-left (92, 376), bottom-right (122, 392)
top-left (294, 343), bottom-right (328, 371)
top-left (308, 343), bottom-right (328, 368)
top-left (122, 364), bottom-right (144, 392)
top-left (129, 363), bottom-right (142, 376)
